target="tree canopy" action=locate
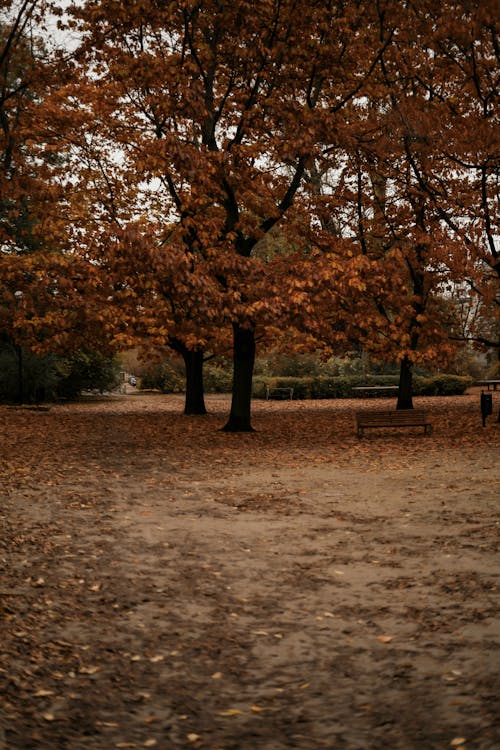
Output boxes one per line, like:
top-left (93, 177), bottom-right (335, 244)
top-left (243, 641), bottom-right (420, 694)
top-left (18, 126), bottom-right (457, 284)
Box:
top-left (1, 0), bottom-right (498, 420)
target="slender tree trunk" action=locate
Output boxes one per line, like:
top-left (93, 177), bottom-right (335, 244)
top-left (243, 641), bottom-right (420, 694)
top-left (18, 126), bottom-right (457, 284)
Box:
top-left (16, 344), bottom-right (24, 405)
top-left (222, 323), bottom-right (255, 432)
top-left (181, 347), bottom-right (207, 415)
top-left (397, 355), bottom-right (413, 410)
top-left (497, 347), bottom-right (500, 423)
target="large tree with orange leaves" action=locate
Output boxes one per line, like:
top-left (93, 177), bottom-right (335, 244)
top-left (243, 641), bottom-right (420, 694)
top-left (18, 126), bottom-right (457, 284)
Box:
top-left (58, 0), bottom-right (390, 429)
top-left (3, 0), bottom-right (494, 417)
top-left (280, 0), bottom-right (498, 408)
top-left (0, 2), bottom-right (124, 398)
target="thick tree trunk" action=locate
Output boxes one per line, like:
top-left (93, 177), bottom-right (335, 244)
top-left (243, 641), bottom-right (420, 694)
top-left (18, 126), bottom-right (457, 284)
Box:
top-left (222, 323), bottom-right (255, 432)
top-left (181, 347), bottom-right (207, 415)
top-left (397, 355), bottom-right (414, 410)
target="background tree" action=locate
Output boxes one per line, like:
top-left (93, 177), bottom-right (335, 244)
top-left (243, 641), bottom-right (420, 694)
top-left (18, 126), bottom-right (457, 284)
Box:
top-left (401, 1), bottom-right (499, 364)
top-left (0, 3), bottom-right (123, 401)
top-left (0, 2), bottom-right (59, 401)
top-left (284, 0), bottom-right (498, 409)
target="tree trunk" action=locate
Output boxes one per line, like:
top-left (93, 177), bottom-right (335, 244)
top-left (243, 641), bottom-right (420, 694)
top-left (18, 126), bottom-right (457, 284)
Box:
top-left (16, 345), bottom-right (24, 405)
top-left (181, 347), bottom-right (207, 415)
top-left (397, 355), bottom-right (413, 410)
top-left (222, 323), bottom-right (255, 432)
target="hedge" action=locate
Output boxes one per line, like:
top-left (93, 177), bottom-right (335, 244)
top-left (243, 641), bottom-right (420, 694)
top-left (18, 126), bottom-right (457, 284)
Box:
top-left (252, 374), bottom-right (473, 399)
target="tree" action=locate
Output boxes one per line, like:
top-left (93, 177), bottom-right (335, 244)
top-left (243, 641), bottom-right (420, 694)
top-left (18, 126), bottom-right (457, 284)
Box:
top-left (92, 224), bottom-right (227, 415)
top-left (0, 4), bottom-right (124, 400)
top-left (400, 1), bottom-right (499, 363)
top-left (0, 3), bottom-right (58, 402)
top-left (376, 0), bottom-right (499, 403)
top-left (284, 0), bottom-right (498, 409)
top-left (62, 0), bottom-right (391, 430)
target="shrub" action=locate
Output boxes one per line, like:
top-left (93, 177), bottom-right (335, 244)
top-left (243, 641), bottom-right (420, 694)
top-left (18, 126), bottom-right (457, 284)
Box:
top-left (413, 376), bottom-right (438, 396)
top-left (0, 349), bottom-right (61, 402)
top-left (0, 347), bottom-right (121, 403)
top-left (429, 374), bottom-right (473, 395)
top-left (263, 352), bottom-right (323, 377)
top-left (253, 373), bottom-right (472, 400)
top-left (57, 351), bottom-right (121, 398)
top-left (140, 360), bottom-right (184, 392)
top-left (204, 363), bottom-right (233, 393)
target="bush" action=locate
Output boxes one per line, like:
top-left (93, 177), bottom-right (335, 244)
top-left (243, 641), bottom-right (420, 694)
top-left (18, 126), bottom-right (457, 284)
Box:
top-left (0, 348), bottom-right (61, 402)
top-left (140, 360), bottom-right (184, 392)
top-left (204, 363), bottom-right (233, 393)
top-left (428, 374), bottom-right (473, 395)
top-left (0, 347), bottom-right (121, 403)
top-left (57, 351), bottom-right (121, 398)
top-left (253, 373), bottom-right (472, 400)
top-left (263, 352), bottom-right (323, 377)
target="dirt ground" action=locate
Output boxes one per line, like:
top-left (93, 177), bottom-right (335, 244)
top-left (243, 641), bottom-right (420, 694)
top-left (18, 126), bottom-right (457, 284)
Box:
top-left (1, 391), bottom-right (499, 750)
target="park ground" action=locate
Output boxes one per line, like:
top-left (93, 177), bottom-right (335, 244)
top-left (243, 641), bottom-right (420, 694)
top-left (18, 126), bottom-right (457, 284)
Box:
top-left (0, 391), bottom-right (499, 750)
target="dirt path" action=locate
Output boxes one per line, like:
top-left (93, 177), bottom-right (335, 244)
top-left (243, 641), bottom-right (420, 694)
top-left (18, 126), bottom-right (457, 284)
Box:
top-left (1, 393), bottom-right (499, 749)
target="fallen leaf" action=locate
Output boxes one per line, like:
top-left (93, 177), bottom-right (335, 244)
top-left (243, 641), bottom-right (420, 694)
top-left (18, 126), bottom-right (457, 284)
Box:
top-left (450, 739), bottom-right (467, 748)
top-left (186, 734), bottom-right (200, 743)
top-left (42, 713), bottom-right (55, 721)
top-left (376, 635), bottom-right (393, 643)
top-left (250, 705), bottom-right (264, 712)
top-left (33, 690), bottom-right (55, 697)
top-left (212, 672), bottom-right (223, 679)
top-left (144, 741), bottom-right (157, 747)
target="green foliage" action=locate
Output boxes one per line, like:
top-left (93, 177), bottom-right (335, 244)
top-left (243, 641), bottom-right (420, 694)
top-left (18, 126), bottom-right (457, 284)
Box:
top-left (0, 348), bottom-right (59, 402)
top-left (262, 352), bottom-right (323, 378)
top-left (415, 374), bottom-right (473, 396)
top-left (140, 359), bottom-right (185, 392)
top-left (145, 351), bottom-right (474, 397)
top-left (56, 351), bottom-right (121, 399)
top-left (203, 363), bottom-right (233, 393)
top-left (0, 346), bottom-right (121, 403)
top-left (141, 356), bottom-right (235, 394)
top-left (253, 374), bottom-right (473, 400)
top-left (486, 359), bottom-right (500, 379)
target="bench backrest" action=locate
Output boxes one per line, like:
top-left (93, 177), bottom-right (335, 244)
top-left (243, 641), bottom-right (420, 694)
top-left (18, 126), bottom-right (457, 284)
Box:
top-left (355, 409), bottom-right (428, 423)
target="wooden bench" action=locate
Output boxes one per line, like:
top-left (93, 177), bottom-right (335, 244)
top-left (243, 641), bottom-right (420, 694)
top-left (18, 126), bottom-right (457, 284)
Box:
top-left (352, 385), bottom-right (399, 395)
top-left (355, 409), bottom-right (432, 437)
top-left (266, 386), bottom-right (294, 400)
top-left (476, 379), bottom-right (500, 391)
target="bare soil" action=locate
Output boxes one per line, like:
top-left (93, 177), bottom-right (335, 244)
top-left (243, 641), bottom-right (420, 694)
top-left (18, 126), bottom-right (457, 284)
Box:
top-left (1, 392), bottom-right (499, 750)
